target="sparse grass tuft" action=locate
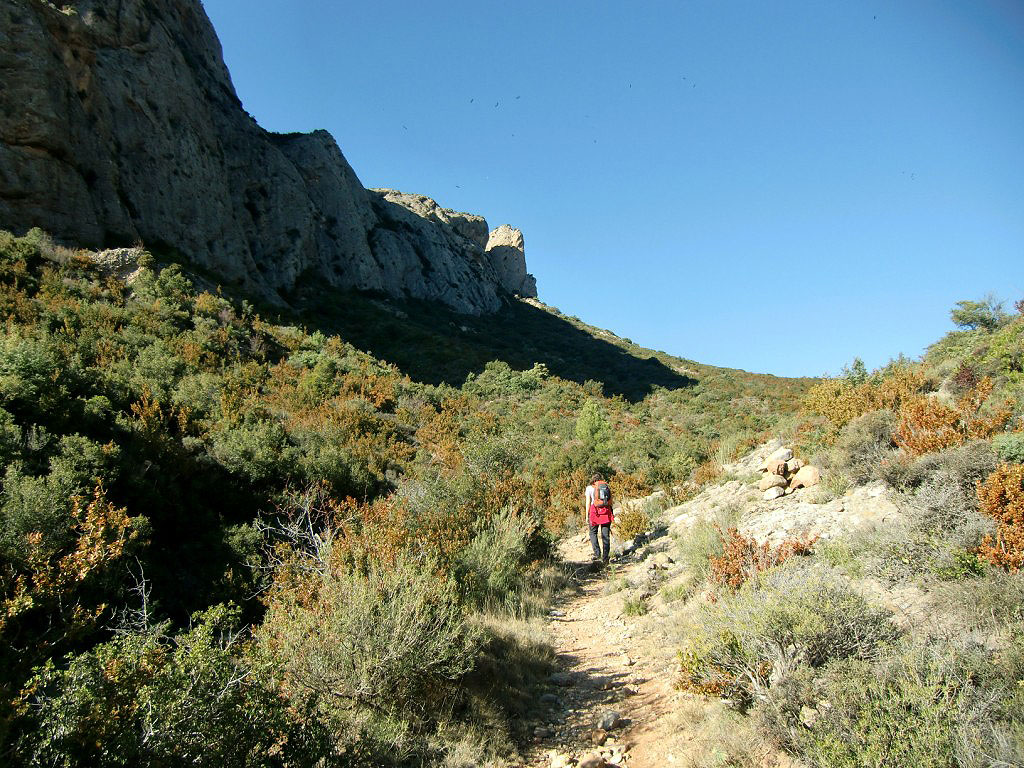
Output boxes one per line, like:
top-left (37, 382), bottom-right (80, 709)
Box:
top-left (622, 595), bottom-right (649, 617)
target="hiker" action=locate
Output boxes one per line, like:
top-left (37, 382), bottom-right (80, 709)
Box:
top-left (585, 473), bottom-right (614, 564)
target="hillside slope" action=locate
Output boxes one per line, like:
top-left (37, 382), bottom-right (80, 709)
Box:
top-left (0, 229), bottom-right (813, 765)
top-left (291, 286), bottom-right (812, 405)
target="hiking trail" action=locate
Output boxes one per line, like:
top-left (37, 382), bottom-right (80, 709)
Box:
top-left (518, 508), bottom-right (803, 768)
top-left (519, 528), bottom-right (698, 768)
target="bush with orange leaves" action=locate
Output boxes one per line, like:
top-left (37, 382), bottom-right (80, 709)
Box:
top-left (805, 364), bottom-right (925, 433)
top-left (709, 526), bottom-right (818, 591)
top-left (693, 459), bottom-right (723, 487)
top-left (895, 377), bottom-right (1013, 458)
top-left (977, 462), bottom-right (1024, 572)
top-left (540, 467), bottom-right (588, 535)
top-left (1, 484), bottom-right (146, 708)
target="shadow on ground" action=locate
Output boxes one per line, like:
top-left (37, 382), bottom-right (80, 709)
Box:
top-left (287, 289), bottom-right (697, 402)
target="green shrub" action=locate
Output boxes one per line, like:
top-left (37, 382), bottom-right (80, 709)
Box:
top-left (0, 406), bottom-right (21, 466)
top-left (774, 656), bottom-right (958, 767)
top-left (951, 296), bottom-right (1010, 332)
top-left (623, 594), bottom-right (649, 616)
top-left (762, 635), bottom-right (1024, 768)
top-left (0, 465), bottom-right (77, 560)
top-left (210, 419), bottom-right (296, 485)
top-left (994, 432), bottom-right (1024, 464)
top-left (16, 605), bottom-right (320, 767)
top-left (930, 570), bottom-right (1024, 628)
top-left (865, 442), bottom-right (999, 582)
top-left (674, 504), bottom-right (743, 582)
top-left (880, 439), bottom-right (997, 493)
top-left (815, 537), bottom-right (864, 578)
top-left (258, 551), bottom-right (481, 729)
top-left (132, 264), bottom-right (193, 318)
top-left (677, 564), bottom-right (899, 708)
top-left (831, 409), bottom-right (897, 485)
top-left (659, 578), bottom-right (697, 602)
top-left (984, 317), bottom-right (1024, 374)
top-left (0, 332), bottom-right (68, 422)
top-left (456, 515), bottom-right (530, 613)
top-left (126, 340), bottom-right (185, 401)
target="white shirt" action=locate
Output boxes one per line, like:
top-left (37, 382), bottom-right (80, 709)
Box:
top-left (585, 484), bottom-right (595, 505)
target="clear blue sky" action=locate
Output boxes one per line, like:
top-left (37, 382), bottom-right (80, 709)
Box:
top-left (200, 0), bottom-right (1023, 378)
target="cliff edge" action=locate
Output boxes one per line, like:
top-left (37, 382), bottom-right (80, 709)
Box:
top-left (0, 0), bottom-right (535, 312)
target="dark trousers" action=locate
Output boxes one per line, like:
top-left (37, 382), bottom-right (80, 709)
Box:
top-left (589, 522), bottom-right (611, 562)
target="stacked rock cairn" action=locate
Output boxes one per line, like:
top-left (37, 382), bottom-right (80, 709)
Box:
top-left (758, 447), bottom-right (821, 500)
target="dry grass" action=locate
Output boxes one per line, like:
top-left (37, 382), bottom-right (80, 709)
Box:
top-left (663, 696), bottom-right (785, 768)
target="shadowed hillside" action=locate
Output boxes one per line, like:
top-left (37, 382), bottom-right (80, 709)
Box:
top-left (289, 289), bottom-right (701, 402)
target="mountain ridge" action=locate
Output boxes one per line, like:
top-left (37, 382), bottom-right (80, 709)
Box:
top-left (0, 0), bottom-right (534, 312)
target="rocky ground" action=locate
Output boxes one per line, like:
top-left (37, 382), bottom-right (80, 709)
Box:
top-left (516, 439), bottom-right (928, 768)
top-left (518, 529), bottom-right (793, 768)
top-left (518, 531), bottom-right (680, 768)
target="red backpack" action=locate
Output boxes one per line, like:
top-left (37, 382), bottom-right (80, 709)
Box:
top-left (592, 481), bottom-right (612, 508)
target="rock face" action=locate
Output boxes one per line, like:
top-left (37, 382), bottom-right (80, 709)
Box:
top-left (486, 224), bottom-right (537, 297)
top-left (0, 0), bottom-right (536, 312)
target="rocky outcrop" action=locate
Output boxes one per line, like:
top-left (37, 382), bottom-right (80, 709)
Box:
top-left (485, 224), bottom-right (537, 297)
top-left (668, 442), bottom-right (903, 546)
top-left (0, 0), bottom-right (535, 312)
top-left (758, 445), bottom-right (821, 498)
top-left (89, 246), bottom-right (146, 283)
top-left (372, 189), bottom-right (489, 249)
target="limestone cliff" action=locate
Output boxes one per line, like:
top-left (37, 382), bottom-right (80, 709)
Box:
top-left (0, 0), bottom-right (536, 312)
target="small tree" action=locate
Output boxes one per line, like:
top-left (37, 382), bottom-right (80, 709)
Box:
top-left (841, 358), bottom-right (869, 385)
top-left (574, 400), bottom-right (612, 459)
top-left (950, 295), bottom-right (1009, 332)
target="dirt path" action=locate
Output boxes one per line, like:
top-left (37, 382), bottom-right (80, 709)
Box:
top-left (520, 531), bottom-right (687, 768)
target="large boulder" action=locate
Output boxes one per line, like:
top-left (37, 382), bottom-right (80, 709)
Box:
top-left (789, 465), bottom-right (822, 489)
top-left (758, 473), bottom-right (788, 491)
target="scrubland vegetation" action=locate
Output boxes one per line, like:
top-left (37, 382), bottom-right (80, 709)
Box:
top-left (0, 229), bottom-right (806, 766)
top-left (672, 295), bottom-right (1024, 767)
top-left (8, 225), bottom-right (1018, 766)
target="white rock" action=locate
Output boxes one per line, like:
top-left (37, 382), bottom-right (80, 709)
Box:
top-left (763, 487), bottom-right (785, 501)
top-left (485, 224), bottom-right (538, 296)
top-left (758, 474), bottom-right (787, 491)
